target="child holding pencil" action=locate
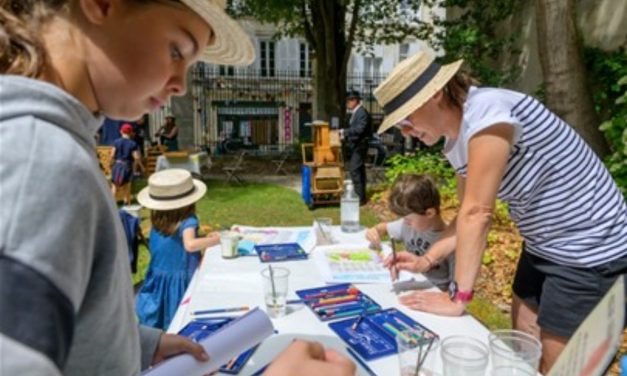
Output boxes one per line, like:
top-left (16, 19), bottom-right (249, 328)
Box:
top-left (366, 174), bottom-right (455, 289)
top-left (136, 169), bottom-right (220, 330)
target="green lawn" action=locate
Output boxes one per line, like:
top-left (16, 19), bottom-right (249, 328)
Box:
top-left (130, 178), bottom-right (509, 331)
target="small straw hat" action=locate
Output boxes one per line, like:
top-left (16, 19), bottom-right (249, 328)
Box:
top-left (137, 169), bottom-right (207, 211)
top-left (181, 0), bottom-right (255, 66)
top-left (373, 49), bottom-right (463, 134)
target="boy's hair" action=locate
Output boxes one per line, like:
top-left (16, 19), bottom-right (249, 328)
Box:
top-left (388, 174), bottom-right (441, 216)
top-left (151, 204), bottom-right (196, 236)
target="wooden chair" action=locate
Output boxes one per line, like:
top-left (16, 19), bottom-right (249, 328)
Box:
top-left (222, 151), bottom-right (246, 184)
top-left (96, 146), bottom-right (114, 178)
top-left (145, 145), bottom-right (167, 176)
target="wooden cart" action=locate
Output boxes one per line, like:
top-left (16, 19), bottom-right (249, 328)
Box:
top-left (301, 121), bottom-right (344, 209)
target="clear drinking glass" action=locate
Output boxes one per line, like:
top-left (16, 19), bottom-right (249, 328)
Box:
top-left (314, 217), bottom-right (334, 245)
top-left (488, 330), bottom-right (541, 374)
top-left (260, 266), bottom-right (290, 318)
top-left (440, 336), bottom-right (489, 376)
top-left (491, 365), bottom-right (537, 376)
top-left (220, 231), bottom-right (239, 259)
top-left (398, 331), bottom-right (440, 376)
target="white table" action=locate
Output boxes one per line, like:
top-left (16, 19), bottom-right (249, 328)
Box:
top-left (169, 227), bottom-right (495, 376)
top-left (155, 151), bottom-right (211, 176)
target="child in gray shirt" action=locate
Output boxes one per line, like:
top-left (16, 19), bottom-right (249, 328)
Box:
top-left (366, 174), bottom-right (454, 288)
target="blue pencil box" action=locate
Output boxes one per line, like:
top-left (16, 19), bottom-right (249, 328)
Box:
top-left (328, 308), bottom-right (438, 361)
top-left (295, 283), bottom-right (381, 322)
top-left (177, 318), bottom-right (259, 374)
top-left (255, 243), bottom-right (308, 262)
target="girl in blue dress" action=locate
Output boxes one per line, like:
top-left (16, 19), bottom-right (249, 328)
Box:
top-left (136, 169), bottom-right (220, 329)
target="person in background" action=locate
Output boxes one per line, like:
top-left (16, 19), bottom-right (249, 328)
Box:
top-left (111, 123), bottom-right (144, 201)
top-left (156, 114), bottom-right (179, 151)
top-left (376, 48), bottom-right (627, 373)
top-left (367, 174), bottom-right (454, 289)
top-left (133, 116), bottom-right (148, 157)
top-left (341, 90), bottom-right (372, 205)
top-left (0, 0), bottom-right (354, 375)
top-left (136, 169), bottom-right (220, 330)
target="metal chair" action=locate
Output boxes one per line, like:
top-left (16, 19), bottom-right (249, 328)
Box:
top-left (271, 150), bottom-right (291, 175)
top-left (222, 151), bottom-right (246, 184)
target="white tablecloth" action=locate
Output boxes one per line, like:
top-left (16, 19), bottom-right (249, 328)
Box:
top-left (169, 227), bottom-right (496, 376)
top-left (155, 151), bottom-right (211, 175)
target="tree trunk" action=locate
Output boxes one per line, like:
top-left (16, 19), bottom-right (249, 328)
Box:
top-left (310, 0), bottom-right (348, 124)
top-left (535, 0), bottom-right (609, 157)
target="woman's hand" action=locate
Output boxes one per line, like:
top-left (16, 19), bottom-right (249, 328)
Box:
top-left (151, 333), bottom-right (209, 365)
top-left (398, 291), bottom-right (466, 316)
top-left (265, 340), bottom-right (355, 376)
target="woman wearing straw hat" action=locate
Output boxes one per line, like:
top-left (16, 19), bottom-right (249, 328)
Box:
top-left (377, 49), bottom-right (627, 372)
top-left (0, 1), bottom-right (354, 375)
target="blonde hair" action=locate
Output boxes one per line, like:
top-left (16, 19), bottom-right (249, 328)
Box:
top-left (0, 0), bottom-right (69, 77)
top-left (151, 204), bottom-right (196, 236)
top-left (388, 174), bottom-right (441, 216)
top-left (0, 0), bottom-right (178, 77)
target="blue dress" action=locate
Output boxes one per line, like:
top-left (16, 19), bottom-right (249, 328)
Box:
top-left (136, 216), bottom-right (201, 329)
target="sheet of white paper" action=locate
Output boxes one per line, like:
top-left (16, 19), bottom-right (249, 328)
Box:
top-left (233, 225), bottom-right (316, 253)
top-left (142, 308), bottom-right (274, 376)
top-left (313, 244), bottom-right (395, 284)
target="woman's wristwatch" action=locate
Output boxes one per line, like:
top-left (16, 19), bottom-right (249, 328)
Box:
top-left (448, 281), bottom-right (474, 303)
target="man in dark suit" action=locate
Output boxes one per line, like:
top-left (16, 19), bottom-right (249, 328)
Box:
top-left (341, 90), bottom-right (372, 205)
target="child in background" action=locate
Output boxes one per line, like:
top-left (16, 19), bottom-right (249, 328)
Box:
top-left (366, 174), bottom-right (454, 289)
top-left (111, 123), bottom-right (144, 201)
top-left (136, 169), bottom-right (220, 330)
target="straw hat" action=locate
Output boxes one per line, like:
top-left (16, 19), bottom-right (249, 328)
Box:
top-left (181, 0), bottom-right (255, 66)
top-left (374, 49), bottom-right (464, 134)
top-left (137, 169), bottom-right (207, 211)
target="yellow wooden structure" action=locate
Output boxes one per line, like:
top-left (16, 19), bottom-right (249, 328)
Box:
top-left (301, 121), bottom-right (344, 208)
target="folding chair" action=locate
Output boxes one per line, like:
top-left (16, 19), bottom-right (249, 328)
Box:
top-left (271, 150), bottom-right (291, 175)
top-left (222, 151), bottom-right (246, 184)
top-left (366, 147), bottom-right (387, 185)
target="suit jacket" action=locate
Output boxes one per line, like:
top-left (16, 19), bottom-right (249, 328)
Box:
top-left (344, 105), bottom-right (372, 148)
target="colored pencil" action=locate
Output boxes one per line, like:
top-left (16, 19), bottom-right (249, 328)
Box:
top-left (390, 238), bottom-right (398, 282)
top-left (192, 307), bottom-right (249, 315)
top-left (382, 322), bottom-right (416, 344)
top-left (346, 347), bottom-right (377, 376)
top-left (303, 287), bottom-right (359, 300)
top-left (351, 312), bottom-right (367, 331)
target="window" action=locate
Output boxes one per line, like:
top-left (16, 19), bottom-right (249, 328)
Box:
top-left (299, 43), bottom-right (312, 77)
top-left (260, 40), bottom-right (276, 77)
top-left (219, 65), bottom-right (235, 76)
top-left (399, 43), bottom-right (410, 62)
top-left (363, 56), bottom-right (382, 81)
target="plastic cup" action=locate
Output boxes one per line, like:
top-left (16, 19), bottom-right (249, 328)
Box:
top-left (260, 267), bottom-right (290, 318)
top-left (491, 365), bottom-right (537, 376)
top-left (488, 330), bottom-right (541, 373)
top-left (440, 336), bottom-right (489, 376)
top-left (314, 217), bottom-right (334, 245)
top-left (220, 231), bottom-right (239, 259)
top-left (397, 332), bottom-right (440, 376)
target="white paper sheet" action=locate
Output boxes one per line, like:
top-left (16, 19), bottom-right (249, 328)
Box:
top-left (313, 244), bottom-right (395, 284)
top-left (142, 308), bottom-right (274, 376)
top-left (233, 225), bottom-right (316, 253)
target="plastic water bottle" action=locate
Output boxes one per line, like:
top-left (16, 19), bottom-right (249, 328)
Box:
top-left (341, 180), bottom-right (360, 232)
